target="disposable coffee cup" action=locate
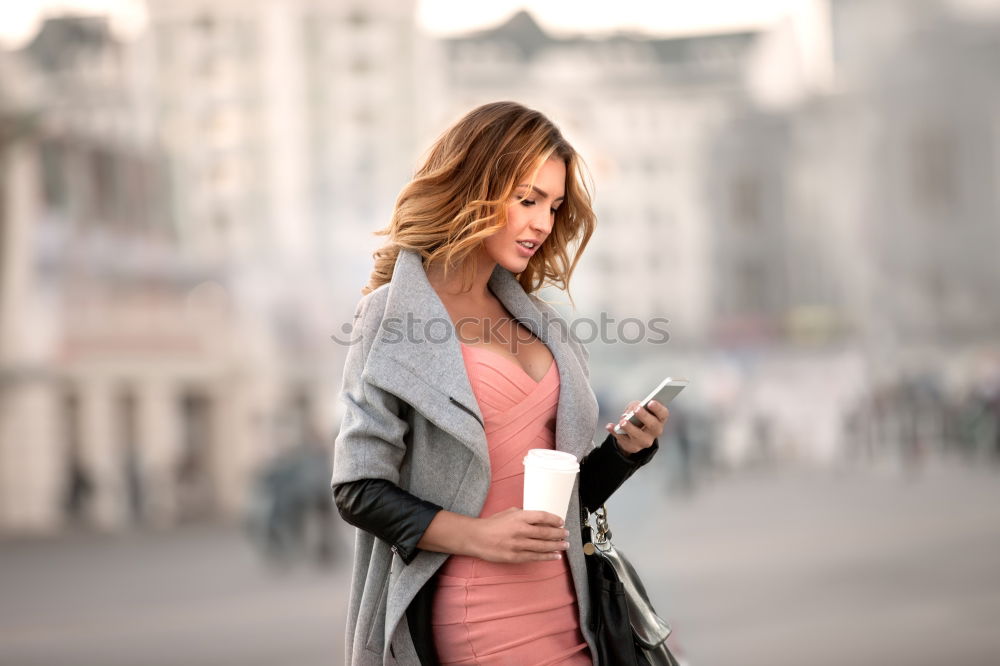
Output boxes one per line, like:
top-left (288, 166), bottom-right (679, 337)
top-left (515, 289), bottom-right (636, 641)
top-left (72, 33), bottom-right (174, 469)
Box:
top-left (522, 449), bottom-right (580, 522)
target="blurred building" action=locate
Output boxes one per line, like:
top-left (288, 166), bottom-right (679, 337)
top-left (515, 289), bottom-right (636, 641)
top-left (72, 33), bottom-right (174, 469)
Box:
top-left (434, 10), bottom-right (761, 348)
top-left (144, 0), bottom-right (424, 274)
top-left (0, 15), bottom-right (258, 532)
top-left (700, 0), bottom-right (1000, 463)
top-left (732, 0), bottom-right (1000, 353)
top-left (1, 18), bottom-right (161, 530)
top-left (3, 0), bottom-right (999, 532)
top-left (823, 0), bottom-right (1000, 350)
top-left (0, 1), bottom-right (426, 534)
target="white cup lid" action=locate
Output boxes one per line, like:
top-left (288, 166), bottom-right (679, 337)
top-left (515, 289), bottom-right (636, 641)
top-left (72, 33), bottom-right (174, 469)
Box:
top-left (523, 448), bottom-right (579, 472)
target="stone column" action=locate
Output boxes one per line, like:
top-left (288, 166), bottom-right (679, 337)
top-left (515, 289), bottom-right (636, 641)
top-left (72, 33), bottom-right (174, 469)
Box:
top-left (136, 378), bottom-right (181, 528)
top-left (0, 135), bottom-right (65, 533)
top-left (211, 370), bottom-right (271, 518)
top-left (78, 378), bottom-right (127, 530)
top-left (0, 376), bottom-right (63, 532)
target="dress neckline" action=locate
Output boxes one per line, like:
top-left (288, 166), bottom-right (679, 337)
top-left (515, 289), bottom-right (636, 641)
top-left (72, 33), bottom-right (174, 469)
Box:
top-left (460, 341), bottom-right (556, 385)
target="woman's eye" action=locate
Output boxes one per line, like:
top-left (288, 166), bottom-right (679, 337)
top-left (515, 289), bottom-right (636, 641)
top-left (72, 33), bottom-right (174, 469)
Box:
top-left (550, 207), bottom-right (558, 215)
top-left (520, 199), bottom-right (536, 207)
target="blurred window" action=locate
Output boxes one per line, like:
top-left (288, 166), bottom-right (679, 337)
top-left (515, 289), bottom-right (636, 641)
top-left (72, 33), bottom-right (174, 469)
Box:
top-left (39, 139), bottom-right (69, 211)
top-left (647, 206), bottom-right (659, 229)
top-left (351, 55), bottom-right (372, 75)
top-left (731, 172), bottom-right (762, 228)
top-left (235, 20), bottom-right (256, 59)
top-left (213, 210), bottom-right (229, 235)
top-left (156, 25), bottom-right (173, 65)
top-left (89, 149), bottom-right (118, 224)
top-left (195, 14), bottom-right (215, 35)
top-left (354, 106), bottom-right (374, 126)
top-left (911, 124), bottom-right (957, 213)
top-left (737, 260), bottom-right (767, 313)
top-left (347, 9), bottom-right (369, 28)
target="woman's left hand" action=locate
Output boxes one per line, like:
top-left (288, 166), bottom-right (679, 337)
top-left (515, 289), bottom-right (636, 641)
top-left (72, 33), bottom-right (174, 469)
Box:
top-left (604, 399), bottom-right (669, 456)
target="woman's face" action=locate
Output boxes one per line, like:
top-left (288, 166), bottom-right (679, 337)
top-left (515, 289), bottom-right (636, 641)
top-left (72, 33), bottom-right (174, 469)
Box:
top-left (483, 156), bottom-right (566, 274)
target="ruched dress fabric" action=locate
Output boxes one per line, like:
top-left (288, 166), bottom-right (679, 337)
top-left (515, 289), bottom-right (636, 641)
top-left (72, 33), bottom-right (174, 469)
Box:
top-left (431, 342), bottom-right (593, 666)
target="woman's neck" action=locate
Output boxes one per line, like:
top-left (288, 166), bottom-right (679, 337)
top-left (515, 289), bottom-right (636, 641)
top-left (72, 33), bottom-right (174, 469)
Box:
top-left (424, 246), bottom-right (497, 302)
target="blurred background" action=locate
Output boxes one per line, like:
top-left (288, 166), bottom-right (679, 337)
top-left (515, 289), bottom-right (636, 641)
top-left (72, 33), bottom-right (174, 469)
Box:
top-left (2, 0), bottom-right (1000, 664)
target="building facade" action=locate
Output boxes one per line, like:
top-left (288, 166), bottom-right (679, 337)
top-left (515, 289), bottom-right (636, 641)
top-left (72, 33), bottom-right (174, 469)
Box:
top-left (0, 1), bottom-right (426, 533)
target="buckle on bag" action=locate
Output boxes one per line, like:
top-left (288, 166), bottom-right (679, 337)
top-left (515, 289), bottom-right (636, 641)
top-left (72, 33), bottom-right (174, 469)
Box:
top-left (582, 505), bottom-right (612, 555)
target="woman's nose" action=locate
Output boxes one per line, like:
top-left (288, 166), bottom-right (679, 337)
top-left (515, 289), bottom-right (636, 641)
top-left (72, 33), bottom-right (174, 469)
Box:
top-left (531, 210), bottom-right (553, 235)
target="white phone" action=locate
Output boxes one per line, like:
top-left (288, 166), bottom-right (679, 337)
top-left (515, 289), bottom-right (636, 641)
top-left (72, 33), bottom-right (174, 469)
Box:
top-left (613, 376), bottom-right (689, 435)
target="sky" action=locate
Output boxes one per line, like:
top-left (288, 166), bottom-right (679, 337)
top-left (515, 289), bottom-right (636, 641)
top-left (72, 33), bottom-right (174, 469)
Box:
top-left (0, 0), bottom-right (810, 47)
top-left (416, 0), bottom-right (806, 36)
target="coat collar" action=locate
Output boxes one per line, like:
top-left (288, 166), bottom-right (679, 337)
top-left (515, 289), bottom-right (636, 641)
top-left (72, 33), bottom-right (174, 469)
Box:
top-left (361, 247), bottom-right (598, 470)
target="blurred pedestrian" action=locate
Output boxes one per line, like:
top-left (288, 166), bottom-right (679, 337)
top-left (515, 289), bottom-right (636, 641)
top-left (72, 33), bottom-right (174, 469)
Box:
top-left (245, 435), bottom-right (336, 567)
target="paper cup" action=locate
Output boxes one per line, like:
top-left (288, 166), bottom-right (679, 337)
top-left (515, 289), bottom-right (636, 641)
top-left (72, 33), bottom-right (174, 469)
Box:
top-left (522, 449), bottom-right (580, 521)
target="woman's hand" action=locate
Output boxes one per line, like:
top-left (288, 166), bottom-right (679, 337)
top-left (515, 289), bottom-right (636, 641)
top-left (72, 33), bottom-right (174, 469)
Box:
top-left (468, 507), bottom-right (569, 563)
top-left (604, 399), bottom-right (670, 456)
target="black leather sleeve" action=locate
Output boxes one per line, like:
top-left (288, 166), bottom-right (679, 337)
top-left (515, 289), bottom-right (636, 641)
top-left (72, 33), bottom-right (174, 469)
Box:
top-left (579, 432), bottom-right (659, 513)
top-left (332, 479), bottom-right (443, 565)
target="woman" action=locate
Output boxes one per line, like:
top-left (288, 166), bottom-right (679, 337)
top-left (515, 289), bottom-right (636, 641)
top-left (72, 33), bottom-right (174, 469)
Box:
top-left (331, 101), bottom-right (670, 666)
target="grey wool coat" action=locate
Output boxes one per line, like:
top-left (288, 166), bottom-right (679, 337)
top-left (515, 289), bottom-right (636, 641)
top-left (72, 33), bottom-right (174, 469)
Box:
top-left (330, 247), bottom-right (608, 665)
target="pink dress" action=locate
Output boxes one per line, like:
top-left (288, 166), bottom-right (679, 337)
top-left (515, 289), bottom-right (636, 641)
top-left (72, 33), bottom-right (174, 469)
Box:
top-left (430, 342), bottom-right (593, 666)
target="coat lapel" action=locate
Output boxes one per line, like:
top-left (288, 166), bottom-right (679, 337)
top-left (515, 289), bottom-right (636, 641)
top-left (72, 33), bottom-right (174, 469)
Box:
top-left (362, 248), bottom-right (598, 474)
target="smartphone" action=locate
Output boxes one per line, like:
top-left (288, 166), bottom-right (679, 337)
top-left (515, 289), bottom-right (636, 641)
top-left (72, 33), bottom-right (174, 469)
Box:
top-left (613, 377), bottom-right (689, 435)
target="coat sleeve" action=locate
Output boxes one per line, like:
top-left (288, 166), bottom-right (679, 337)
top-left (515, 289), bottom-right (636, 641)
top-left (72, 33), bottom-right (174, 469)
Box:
top-left (579, 433), bottom-right (658, 513)
top-left (330, 294), bottom-right (410, 487)
top-left (330, 294), bottom-right (443, 564)
top-left (333, 478), bottom-right (442, 565)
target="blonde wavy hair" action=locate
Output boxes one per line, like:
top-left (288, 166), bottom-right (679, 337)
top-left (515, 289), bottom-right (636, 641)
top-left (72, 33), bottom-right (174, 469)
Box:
top-left (361, 101), bottom-right (597, 307)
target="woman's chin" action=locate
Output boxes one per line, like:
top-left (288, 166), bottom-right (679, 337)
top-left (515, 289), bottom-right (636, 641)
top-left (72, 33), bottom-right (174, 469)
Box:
top-left (500, 255), bottom-right (530, 273)
top-left (482, 245), bottom-right (532, 274)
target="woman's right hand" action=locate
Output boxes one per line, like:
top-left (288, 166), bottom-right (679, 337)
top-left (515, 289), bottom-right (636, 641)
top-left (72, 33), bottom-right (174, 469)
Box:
top-left (469, 507), bottom-right (570, 563)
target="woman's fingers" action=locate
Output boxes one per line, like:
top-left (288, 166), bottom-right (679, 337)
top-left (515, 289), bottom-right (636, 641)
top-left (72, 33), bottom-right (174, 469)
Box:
top-left (521, 510), bottom-right (564, 528)
top-left (614, 403), bottom-right (665, 447)
top-left (606, 399), bottom-right (638, 436)
top-left (523, 522), bottom-right (569, 542)
top-left (612, 400), bottom-right (670, 436)
top-left (475, 509), bottom-right (572, 563)
top-left (616, 416), bottom-right (650, 443)
top-left (645, 399), bottom-right (670, 424)
top-left (518, 536), bottom-right (569, 553)
top-left (478, 509), bottom-right (569, 562)
top-left (632, 401), bottom-right (668, 438)
top-left (515, 514), bottom-right (569, 558)
top-left (620, 400), bottom-right (640, 423)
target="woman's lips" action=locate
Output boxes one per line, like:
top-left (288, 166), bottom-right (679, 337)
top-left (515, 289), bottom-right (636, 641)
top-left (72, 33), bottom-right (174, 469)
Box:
top-left (515, 240), bottom-right (537, 257)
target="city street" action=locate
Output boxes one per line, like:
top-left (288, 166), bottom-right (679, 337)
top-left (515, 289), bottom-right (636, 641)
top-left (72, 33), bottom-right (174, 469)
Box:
top-left (1, 457), bottom-right (999, 666)
top-left (3, 3), bottom-right (1000, 666)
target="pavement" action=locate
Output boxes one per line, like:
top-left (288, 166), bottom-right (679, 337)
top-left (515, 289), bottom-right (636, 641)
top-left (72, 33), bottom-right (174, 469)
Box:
top-left (1, 455), bottom-right (999, 666)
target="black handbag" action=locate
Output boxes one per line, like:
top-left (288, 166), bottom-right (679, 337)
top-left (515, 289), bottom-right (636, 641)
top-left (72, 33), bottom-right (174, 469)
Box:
top-left (581, 504), bottom-right (682, 666)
